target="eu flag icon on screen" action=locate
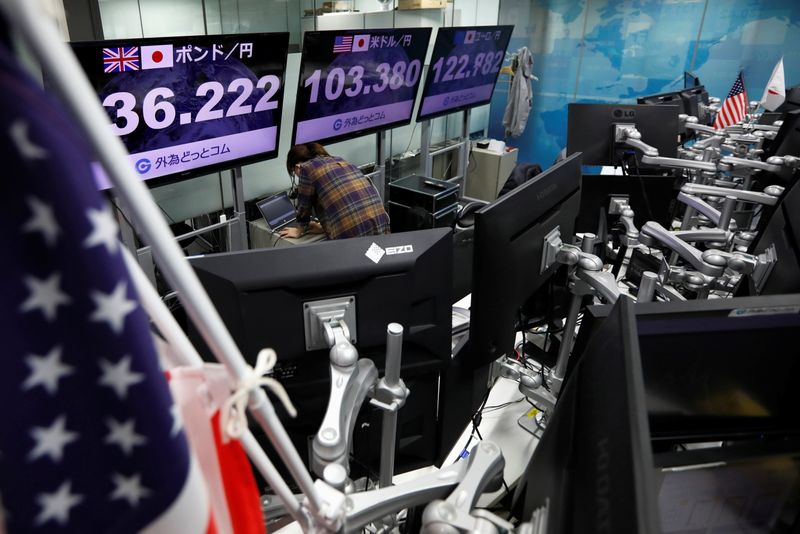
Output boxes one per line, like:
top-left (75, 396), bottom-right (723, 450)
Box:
top-left (102, 47), bottom-right (140, 73)
top-left (333, 36), bottom-right (354, 53)
top-left (454, 31), bottom-right (466, 45)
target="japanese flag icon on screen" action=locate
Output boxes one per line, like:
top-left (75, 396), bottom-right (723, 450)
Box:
top-left (141, 44), bottom-right (174, 69)
top-left (352, 35), bottom-right (370, 52)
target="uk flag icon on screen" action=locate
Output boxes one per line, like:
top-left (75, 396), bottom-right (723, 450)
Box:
top-left (103, 47), bottom-right (140, 73)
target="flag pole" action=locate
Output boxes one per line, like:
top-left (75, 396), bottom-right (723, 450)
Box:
top-left (0, 0), bottom-right (328, 525)
top-left (122, 248), bottom-right (308, 529)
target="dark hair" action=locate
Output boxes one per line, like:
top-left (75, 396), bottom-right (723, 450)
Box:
top-left (286, 143), bottom-right (330, 175)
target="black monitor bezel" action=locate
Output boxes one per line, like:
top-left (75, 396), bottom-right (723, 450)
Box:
top-left (291, 27), bottom-right (432, 147)
top-left (415, 25), bottom-right (514, 123)
top-left (468, 153), bottom-right (582, 368)
top-left (68, 32), bottom-right (291, 189)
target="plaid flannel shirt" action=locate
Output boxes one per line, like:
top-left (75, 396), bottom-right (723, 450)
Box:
top-left (295, 156), bottom-right (390, 240)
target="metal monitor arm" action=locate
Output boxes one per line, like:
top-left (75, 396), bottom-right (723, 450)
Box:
top-left (639, 221), bottom-right (727, 277)
top-left (641, 154), bottom-right (720, 173)
top-left (310, 309), bottom-right (409, 491)
top-left (680, 183), bottom-right (784, 206)
top-left (311, 320), bottom-right (379, 479)
top-left (676, 191), bottom-right (738, 232)
top-left (614, 124), bottom-right (659, 156)
top-left (421, 441), bottom-right (511, 534)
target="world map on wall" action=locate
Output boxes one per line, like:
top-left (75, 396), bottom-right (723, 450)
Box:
top-left (489, 0), bottom-right (800, 168)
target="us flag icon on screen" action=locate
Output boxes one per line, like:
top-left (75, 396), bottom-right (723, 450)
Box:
top-left (141, 44), bottom-right (174, 69)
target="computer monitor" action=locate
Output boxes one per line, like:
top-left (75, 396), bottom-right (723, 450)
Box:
top-left (292, 27), bottom-right (431, 145)
top-left (70, 33), bottom-right (290, 189)
top-left (187, 228), bottom-right (454, 474)
top-left (763, 109), bottom-right (800, 167)
top-left (744, 177), bottom-right (800, 295)
top-left (512, 297), bottom-right (660, 533)
top-left (188, 228), bottom-right (452, 372)
top-left (776, 84), bottom-right (800, 112)
top-left (572, 293), bottom-right (800, 444)
top-left (684, 71), bottom-right (700, 88)
top-left (513, 296), bottom-right (800, 532)
top-left (637, 90), bottom-right (687, 114)
top-left (416, 25), bottom-right (514, 121)
top-left (468, 153), bottom-right (582, 368)
top-left (680, 86), bottom-right (711, 125)
top-left (567, 103), bottom-right (679, 165)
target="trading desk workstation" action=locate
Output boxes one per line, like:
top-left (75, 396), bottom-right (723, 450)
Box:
top-left (10, 6), bottom-right (800, 533)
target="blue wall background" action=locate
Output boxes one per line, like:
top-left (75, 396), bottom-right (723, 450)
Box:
top-left (489, 0), bottom-right (800, 168)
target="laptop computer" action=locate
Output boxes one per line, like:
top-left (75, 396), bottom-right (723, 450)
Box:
top-left (256, 191), bottom-right (298, 231)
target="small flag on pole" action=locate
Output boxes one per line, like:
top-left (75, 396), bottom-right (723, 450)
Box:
top-left (760, 58), bottom-right (785, 112)
top-left (714, 71), bottom-right (748, 129)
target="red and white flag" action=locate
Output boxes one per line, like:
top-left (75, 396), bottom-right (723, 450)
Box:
top-left (714, 71), bottom-right (748, 129)
top-left (167, 365), bottom-right (267, 534)
top-left (759, 58), bottom-right (785, 111)
top-left (141, 44), bottom-right (174, 70)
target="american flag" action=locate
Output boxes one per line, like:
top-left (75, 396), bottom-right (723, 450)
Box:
top-left (103, 47), bottom-right (140, 73)
top-left (713, 71), bottom-right (748, 129)
top-left (0, 44), bottom-right (213, 532)
top-left (332, 35), bottom-right (353, 53)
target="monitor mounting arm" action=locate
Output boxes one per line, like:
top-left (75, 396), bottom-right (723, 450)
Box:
top-left (307, 297), bottom-right (409, 489)
top-left (680, 183), bottom-right (784, 206)
top-left (614, 124), bottom-right (659, 156)
top-left (639, 221), bottom-right (727, 277)
top-left (311, 317), bottom-right (379, 480)
top-left (421, 441), bottom-right (512, 533)
top-left (641, 154), bottom-right (721, 173)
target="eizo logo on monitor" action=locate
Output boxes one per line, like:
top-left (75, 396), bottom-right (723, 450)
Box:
top-left (135, 158), bottom-right (152, 174)
top-left (612, 108), bottom-right (636, 119)
top-left (365, 243), bottom-right (414, 264)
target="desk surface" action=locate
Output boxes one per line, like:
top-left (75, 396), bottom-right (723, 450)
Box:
top-left (249, 218), bottom-right (328, 249)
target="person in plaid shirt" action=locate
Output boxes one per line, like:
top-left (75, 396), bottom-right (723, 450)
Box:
top-left (280, 143), bottom-right (390, 240)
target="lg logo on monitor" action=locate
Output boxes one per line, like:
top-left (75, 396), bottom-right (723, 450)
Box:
top-left (612, 108), bottom-right (636, 119)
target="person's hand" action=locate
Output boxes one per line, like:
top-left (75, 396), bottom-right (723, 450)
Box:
top-left (307, 221), bottom-right (325, 234)
top-left (279, 226), bottom-right (303, 239)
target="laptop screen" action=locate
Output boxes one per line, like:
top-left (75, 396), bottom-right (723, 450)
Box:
top-left (256, 192), bottom-right (296, 231)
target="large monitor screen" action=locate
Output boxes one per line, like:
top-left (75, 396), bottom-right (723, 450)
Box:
top-left (71, 33), bottom-right (290, 189)
top-left (293, 28), bottom-right (432, 145)
top-left (417, 25), bottom-right (513, 121)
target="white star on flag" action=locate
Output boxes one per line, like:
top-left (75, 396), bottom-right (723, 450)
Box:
top-left (83, 206), bottom-right (120, 254)
top-left (90, 281), bottom-right (137, 334)
top-left (9, 119), bottom-right (47, 160)
top-left (22, 197), bottom-right (60, 247)
top-left (22, 346), bottom-right (73, 395)
top-left (98, 355), bottom-right (144, 400)
top-left (34, 481), bottom-right (83, 526)
top-left (170, 403), bottom-right (183, 437)
top-left (19, 272), bottom-right (71, 322)
top-left (29, 415), bottom-right (79, 463)
top-left (105, 418), bottom-right (147, 456)
top-left (110, 472), bottom-right (151, 507)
